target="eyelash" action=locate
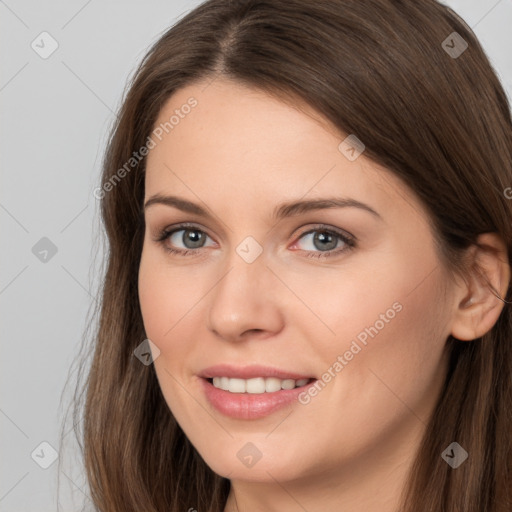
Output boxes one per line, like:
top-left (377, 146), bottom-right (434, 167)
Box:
top-left (154, 222), bottom-right (356, 259)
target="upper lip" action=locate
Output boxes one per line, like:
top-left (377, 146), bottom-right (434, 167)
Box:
top-left (198, 364), bottom-right (316, 380)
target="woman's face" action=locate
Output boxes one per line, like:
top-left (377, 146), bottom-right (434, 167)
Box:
top-left (138, 77), bottom-right (458, 485)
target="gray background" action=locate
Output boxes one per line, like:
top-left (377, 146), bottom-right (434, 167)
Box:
top-left (1, 1), bottom-right (511, 510)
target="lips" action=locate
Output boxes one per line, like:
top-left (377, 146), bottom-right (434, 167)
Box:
top-left (200, 376), bottom-right (318, 419)
top-left (198, 363), bottom-right (315, 380)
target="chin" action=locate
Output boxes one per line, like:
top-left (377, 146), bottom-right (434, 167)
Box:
top-left (199, 446), bottom-right (307, 483)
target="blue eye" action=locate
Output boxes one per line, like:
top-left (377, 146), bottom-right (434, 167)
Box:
top-left (154, 223), bottom-right (356, 259)
top-left (155, 223), bottom-right (215, 257)
top-left (292, 226), bottom-right (356, 259)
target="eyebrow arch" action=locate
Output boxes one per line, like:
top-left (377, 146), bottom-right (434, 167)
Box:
top-left (143, 194), bottom-right (382, 221)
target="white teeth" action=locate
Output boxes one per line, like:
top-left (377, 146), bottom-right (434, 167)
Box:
top-left (281, 379), bottom-right (296, 390)
top-left (220, 377), bottom-right (230, 390)
top-left (228, 378), bottom-right (246, 393)
top-left (211, 376), bottom-right (311, 393)
top-left (265, 377), bottom-right (282, 393)
top-left (247, 377), bottom-right (266, 393)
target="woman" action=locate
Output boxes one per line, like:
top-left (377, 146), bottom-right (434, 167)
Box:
top-left (68, 0), bottom-right (512, 510)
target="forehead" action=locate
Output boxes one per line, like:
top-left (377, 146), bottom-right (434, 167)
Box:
top-left (144, 78), bottom-right (427, 225)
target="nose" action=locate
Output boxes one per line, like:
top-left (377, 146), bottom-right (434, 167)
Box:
top-left (207, 252), bottom-right (285, 343)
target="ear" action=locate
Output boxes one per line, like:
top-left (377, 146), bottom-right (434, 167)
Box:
top-left (450, 233), bottom-right (510, 342)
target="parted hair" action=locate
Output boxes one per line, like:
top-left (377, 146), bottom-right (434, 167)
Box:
top-left (64, 1), bottom-right (512, 510)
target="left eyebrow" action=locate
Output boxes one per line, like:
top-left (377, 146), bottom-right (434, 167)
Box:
top-left (272, 197), bottom-right (382, 221)
top-left (143, 194), bottom-right (383, 221)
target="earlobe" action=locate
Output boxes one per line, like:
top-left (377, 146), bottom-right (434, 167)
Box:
top-left (450, 233), bottom-right (511, 342)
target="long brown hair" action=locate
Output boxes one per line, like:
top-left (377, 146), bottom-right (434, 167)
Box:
top-left (63, 0), bottom-right (512, 510)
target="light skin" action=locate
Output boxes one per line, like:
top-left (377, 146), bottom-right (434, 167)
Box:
top-left (137, 77), bottom-right (509, 512)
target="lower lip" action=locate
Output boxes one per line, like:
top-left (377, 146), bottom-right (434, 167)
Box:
top-left (200, 377), bottom-right (318, 420)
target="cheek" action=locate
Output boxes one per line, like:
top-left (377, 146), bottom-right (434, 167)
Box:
top-left (138, 265), bottom-right (171, 341)
top-left (281, 260), bottom-right (406, 347)
top-left (296, 253), bottom-right (448, 399)
top-left (326, 270), bottom-right (449, 426)
top-left (138, 252), bottom-right (200, 420)
top-left (138, 245), bottom-right (180, 348)
top-left (138, 246), bottom-right (199, 341)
